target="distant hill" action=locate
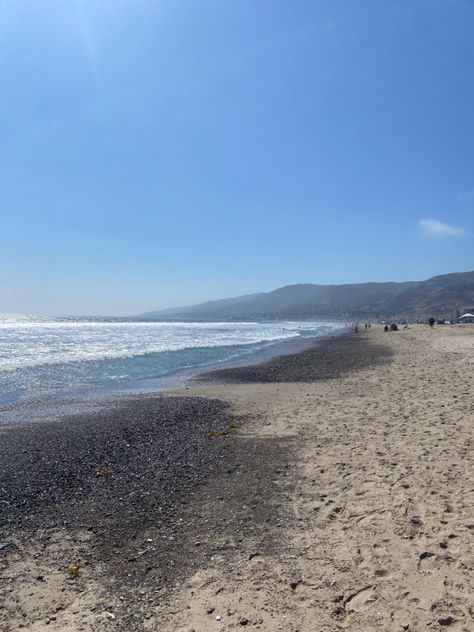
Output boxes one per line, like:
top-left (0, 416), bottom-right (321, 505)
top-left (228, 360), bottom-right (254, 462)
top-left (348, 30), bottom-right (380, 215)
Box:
top-left (140, 271), bottom-right (474, 321)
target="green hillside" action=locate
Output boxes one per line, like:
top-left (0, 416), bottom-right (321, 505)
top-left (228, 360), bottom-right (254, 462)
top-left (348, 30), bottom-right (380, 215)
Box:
top-left (140, 272), bottom-right (474, 321)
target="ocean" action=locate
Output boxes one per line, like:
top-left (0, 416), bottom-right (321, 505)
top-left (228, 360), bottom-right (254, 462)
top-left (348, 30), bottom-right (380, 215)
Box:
top-left (0, 314), bottom-right (343, 412)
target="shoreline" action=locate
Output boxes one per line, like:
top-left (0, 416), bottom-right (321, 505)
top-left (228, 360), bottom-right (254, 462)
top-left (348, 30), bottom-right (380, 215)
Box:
top-left (0, 330), bottom-right (366, 632)
top-left (1, 325), bottom-right (474, 631)
top-left (196, 330), bottom-right (391, 384)
top-left (0, 326), bottom-right (346, 426)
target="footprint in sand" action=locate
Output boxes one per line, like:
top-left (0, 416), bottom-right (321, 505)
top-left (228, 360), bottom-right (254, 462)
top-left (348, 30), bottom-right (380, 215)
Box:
top-left (344, 585), bottom-right (377, 614)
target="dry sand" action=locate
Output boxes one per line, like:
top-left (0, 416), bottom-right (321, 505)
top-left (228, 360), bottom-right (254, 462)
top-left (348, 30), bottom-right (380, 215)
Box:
top-left (2, 324), bottom-right (474, 631)
top-left (160, 324), bottom-right (474, 632)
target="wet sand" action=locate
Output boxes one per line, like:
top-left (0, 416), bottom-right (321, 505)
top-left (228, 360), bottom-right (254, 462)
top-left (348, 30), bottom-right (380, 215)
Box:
top-left (1, 325), bottom-right (474, 631)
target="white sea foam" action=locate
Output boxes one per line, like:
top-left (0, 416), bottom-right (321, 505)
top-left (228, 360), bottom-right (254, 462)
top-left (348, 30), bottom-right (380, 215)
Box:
top-left (0, 315), bottom-right (342, 372)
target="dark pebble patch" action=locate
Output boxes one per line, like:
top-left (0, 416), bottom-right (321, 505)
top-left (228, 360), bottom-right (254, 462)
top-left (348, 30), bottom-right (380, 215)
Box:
top-left (199, 332), bottom-right (393, 383)
top-left (0, 396), bottom-right (231, 535)
top-left (0, 395), bottom-right (296, 630)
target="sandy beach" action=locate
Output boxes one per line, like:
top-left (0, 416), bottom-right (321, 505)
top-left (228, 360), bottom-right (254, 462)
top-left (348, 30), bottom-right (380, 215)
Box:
top-left (1, 325), bottom-right (474, 632)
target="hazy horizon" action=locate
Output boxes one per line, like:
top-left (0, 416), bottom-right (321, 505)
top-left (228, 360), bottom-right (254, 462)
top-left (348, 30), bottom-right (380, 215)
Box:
top-left (2, 1), bottom-right (474, 315)
top-left (0, 269), bottom-right (469, 318)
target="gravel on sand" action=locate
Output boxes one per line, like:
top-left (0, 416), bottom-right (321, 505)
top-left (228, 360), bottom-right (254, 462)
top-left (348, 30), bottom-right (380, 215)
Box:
top-left (199, 332), bottom-right (393, 383)
top-left (0, 331), bottom-right (393, 631)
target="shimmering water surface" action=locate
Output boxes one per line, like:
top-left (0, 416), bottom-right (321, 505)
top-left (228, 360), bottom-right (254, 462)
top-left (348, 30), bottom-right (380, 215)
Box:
top-left (0, 314), bottom-right (343, 408)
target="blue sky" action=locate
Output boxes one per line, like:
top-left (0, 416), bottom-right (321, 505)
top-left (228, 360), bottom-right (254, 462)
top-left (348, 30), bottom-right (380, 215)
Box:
top-left (1, 0), bottom-right (473, 315)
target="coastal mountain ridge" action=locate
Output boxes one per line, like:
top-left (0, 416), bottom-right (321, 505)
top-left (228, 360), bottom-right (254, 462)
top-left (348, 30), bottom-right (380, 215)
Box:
top-left (141, 271), bottom-right (474, 321)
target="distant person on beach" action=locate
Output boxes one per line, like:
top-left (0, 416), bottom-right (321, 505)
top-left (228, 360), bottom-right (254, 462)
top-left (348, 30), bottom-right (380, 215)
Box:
top-left (384, 324), bottom-right (389, 332)
top-left (428, 317), bottom-right (435, 328)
